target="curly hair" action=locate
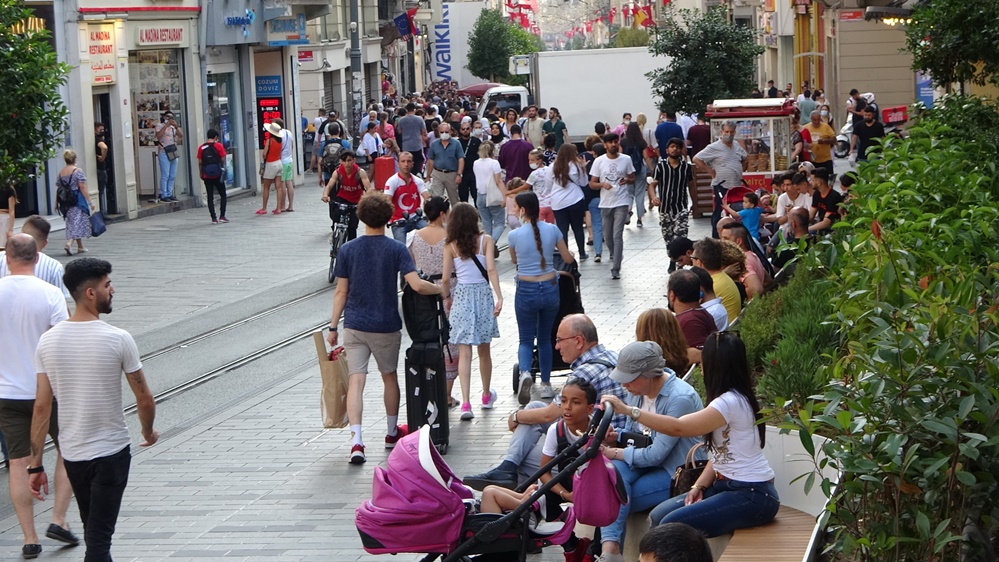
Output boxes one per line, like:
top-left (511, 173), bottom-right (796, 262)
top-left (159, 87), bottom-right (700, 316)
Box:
top-left (636, 308), bottom-right (690, 376)
top-left (719, 239), bottom-right (747, 279)
top-left (445, 202), bottom-right (482, 258)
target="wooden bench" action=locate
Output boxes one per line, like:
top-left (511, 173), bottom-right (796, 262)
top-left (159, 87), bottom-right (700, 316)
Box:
top-left (622, 427), bottom-right (836, 562)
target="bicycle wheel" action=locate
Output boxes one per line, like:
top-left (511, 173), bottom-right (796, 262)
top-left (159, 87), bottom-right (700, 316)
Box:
top-left (328, 226), bottom-right (347, 283)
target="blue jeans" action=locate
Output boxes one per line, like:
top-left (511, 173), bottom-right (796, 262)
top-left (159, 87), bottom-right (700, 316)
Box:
top-left (588, 198), bottom-right (603, 256)
top-left (601, 461), bottom-right (673, 546)
top-left (632, 162), bottom-right (647, 221)
top-left (649, 478), bottom-right (780, 538)
top-left (392, 219), bottom-right (428, 244)
top-left (477, 193), bottom-right (506, 243)
top-left (514, 278), bottom-right (560, 383)
top-left (157, 150), bottom-right (178, 198)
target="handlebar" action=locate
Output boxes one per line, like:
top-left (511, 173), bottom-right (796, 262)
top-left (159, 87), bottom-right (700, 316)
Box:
top-left (585, 400), bottom-right (616, 459)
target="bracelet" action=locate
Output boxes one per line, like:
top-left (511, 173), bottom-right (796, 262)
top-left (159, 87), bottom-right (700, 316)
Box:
top-left (690, 483), bottom-right (705, 491)
top-left (27, 465), bottom-right (44, 474)
top-left (558, 490), bottom-right (566, 499)
top-left (511, 412), bottom-right (519, 424)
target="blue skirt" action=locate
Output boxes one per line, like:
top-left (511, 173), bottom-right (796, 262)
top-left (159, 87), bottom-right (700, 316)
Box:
top-left (449, 282), bottom-right (500, 345)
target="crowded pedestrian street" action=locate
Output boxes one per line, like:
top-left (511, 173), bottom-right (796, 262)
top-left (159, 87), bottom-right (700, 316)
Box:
top-left (0, 181), bottom-right (710, 560)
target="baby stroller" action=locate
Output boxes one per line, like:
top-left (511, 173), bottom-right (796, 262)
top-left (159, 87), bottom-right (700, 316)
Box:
top-left (356, 402), bottom-right (626, 562)
top-left (510, 259), bottom-right (584, 393)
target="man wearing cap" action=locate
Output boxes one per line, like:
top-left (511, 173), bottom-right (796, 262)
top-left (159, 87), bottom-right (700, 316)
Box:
top-left (596, 341), bottom-right (703, 562)
top-left (463, 314), bottom-right (627, 490)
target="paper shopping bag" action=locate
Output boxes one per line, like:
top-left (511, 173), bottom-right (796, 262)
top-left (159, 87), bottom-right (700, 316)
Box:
top-left (314, 332), bottom-right (349, 428)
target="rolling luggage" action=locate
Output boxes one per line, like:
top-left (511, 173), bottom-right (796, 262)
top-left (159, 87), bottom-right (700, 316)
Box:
top-left (405, 341), bottom-right (449, 454)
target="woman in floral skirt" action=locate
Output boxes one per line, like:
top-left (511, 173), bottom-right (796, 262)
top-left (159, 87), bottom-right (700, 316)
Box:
top-left (58, 149), bottom-right (95, 254)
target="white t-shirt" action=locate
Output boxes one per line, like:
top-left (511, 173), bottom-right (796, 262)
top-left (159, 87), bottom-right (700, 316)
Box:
top-left (775, 191), bottom-right (812, 234)
top-left (35, 320), bottom-right (142, 462)
top-left (542, 419), bottom-right (585, 457)
top-left (0, 276), bottom-right (68, 399)
top-left (280, 129), bottom-right (294, 163)
top-left (527, 166), bottom-right (554, 208)
top-left (473, 158), bottom-right (503, 198)
top-left (708, 391), bottom-right (774, 482)
top-left (590, 154), bottom-right (636, 209)
top-left (0, 251), bottom-right (71, 299)
top-left (700, 298), bottom-right (729, 331)
top-left (548, 164), bottom-right (586, 211)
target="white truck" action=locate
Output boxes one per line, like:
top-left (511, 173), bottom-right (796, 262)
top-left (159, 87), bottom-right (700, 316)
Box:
top-left (476, 47), bottom-right (667, 142)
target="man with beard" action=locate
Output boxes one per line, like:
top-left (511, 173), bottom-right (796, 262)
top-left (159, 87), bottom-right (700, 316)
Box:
top-left (456, 120), bottom-right (481, 202)
top-left (383, 152), bottom-right (430, 243)
top-left (30, 257), bottom-right (158, 562)
top-left (589, 133), bottom-right (636, 280)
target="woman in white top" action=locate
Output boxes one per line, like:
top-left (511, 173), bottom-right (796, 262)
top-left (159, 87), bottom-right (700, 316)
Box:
top-left (473, 141), bottom-right (508, 244)
top-left (602, 332), bottom-right (779, 537)
top-left (548, 144), bottom-right (589, 260)
top-left (360, 122), bottom-right (383, 171)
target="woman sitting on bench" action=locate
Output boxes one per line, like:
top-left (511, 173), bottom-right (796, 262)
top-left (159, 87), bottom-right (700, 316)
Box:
top-left (601, 331), bottom-right (780, 537)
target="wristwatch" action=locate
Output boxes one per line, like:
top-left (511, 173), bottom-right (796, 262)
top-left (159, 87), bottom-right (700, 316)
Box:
top-left (26, 465), bottom-right (44, 474)
top-left (630, 407), bottom-right (641, 421)
top-left (328, 325), bottom-right (338, 332)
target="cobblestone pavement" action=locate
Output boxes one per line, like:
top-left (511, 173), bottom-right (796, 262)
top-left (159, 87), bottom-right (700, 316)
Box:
top-left (1, 182), bottom-right (710, 561)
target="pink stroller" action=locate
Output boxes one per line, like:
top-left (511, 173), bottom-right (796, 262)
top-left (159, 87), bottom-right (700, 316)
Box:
top-left (356, 403), bottom-right (624, 562)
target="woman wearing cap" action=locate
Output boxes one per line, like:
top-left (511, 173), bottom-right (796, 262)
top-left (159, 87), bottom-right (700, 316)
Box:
top-left (604, 332), bottom-right (780, 538)
top-left (594, 341), bottom-right (703, 562)
top-left (258, 121), bottom-right (285, 215)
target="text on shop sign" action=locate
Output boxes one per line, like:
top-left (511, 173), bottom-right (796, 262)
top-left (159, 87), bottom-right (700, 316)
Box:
top-left (137, 27), bottom-right (184, 45)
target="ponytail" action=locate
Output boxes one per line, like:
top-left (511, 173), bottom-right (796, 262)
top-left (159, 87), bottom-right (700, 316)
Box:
top-left (514, 192), bottom-right (545, 271)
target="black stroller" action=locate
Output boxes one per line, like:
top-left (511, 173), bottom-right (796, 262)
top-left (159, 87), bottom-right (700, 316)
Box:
top-left (356, 402), bottom-right (626, 562)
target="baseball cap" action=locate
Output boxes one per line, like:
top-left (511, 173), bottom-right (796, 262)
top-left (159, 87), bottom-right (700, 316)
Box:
top-left (610, 341), bottom-right (666, 384)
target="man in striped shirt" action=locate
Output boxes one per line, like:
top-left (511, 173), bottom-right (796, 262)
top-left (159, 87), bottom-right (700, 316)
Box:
top-left (0, 216), bottom-right (70, 300)
top-left (648, 138), bottom-right (697, 273)
top-left (29, 258), bottom-right (158, 562)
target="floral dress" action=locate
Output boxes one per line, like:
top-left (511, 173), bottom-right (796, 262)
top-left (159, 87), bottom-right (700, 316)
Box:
top-left (409, 232), bottom-right (458, 379)
top-left (449, 237), bottom-right (500, 345)
top-left (61, 168), bottom-right (91, 240)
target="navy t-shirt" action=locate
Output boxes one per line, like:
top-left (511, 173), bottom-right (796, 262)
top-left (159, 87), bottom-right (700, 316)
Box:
top-left (655, 121), bottom-right (684, 158)
top-left (333, 235), bottom-right (416, 333)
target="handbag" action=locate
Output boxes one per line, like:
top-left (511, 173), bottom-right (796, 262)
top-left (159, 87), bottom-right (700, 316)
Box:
top-left (89, 211), bottom-right (107, 237)
top-left (314, 332), bottom-right (350, 428)
top-left (670, 442), bottom-right (709, 497)
top-left (618, 431), bottom-right (651, 448)
top-left (572, 443), bottom-right (629, 527)
top-left (485, 174), bottom-right (504, 207)
top-left (163, 143), bottom-right (179, 162)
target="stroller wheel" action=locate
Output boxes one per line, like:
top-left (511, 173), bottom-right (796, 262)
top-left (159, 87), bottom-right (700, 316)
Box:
top-left (512, 363), bottom-right (520, 395)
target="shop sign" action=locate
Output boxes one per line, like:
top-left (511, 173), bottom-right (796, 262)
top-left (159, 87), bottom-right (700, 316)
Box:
top-left (266, 14), bottom-right (307, 46)
top-left (764, 34), bottom-right (778, 47)
top-left (88, 24), bottom-right (116, 85)
top-left (137, 26), bottom-right (185, 46)
top-left (256, 97), bottom-right (284, 149)
top-left (255, 75), bottom-right (282, 97)
top-left (224, 9), bottom-right (256, 38)
top-left (839, 10), bottom-right (863, 22)
top-left (298, 50), bottom-right (313, 63)
top-left (882, 105), bottom-right (908, 125)
top-left (916, 71), bottom-right (934, 108)
top-left (763, 0), bottom-right (775, 12)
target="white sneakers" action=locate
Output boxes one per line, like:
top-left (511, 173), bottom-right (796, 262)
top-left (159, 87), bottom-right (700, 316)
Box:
top-left (517, 373), bottom-right (534, 405)
top-left (539, 383), bottom-right (555, 400)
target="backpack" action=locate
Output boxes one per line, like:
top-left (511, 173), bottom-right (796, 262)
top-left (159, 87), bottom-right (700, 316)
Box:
top-left (55, 170), bottom-right (76, 215)
top-left (321, 140), bottom-right (345, 174)
top-left (572, 444), bottom-right (629, 526)
top-left (200, 142), bottom-right (223, 179)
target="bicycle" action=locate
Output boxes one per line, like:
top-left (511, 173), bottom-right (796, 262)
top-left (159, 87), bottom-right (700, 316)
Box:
top-left (328, 201), bottom-right (356, 283)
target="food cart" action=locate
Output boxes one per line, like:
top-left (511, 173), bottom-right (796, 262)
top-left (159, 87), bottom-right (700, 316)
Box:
top-left (705, 98), bottom-right (796, 193)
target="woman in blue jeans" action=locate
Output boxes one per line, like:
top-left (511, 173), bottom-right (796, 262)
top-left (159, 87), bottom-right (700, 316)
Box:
top-left (508, 192), bottom-right (574, 403)
top-left (474, 141), bottom-right (507, 245)
top-left (604, 332), bottom-right (780, 539)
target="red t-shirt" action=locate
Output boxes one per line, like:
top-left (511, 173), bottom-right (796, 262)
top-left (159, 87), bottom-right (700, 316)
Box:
top-left (676, 307), bottom-right (717, 349)
top-left (336, 164), bottom-right (364, 204)
top-left (383, 173), bottom-right (428, 221)
top-left (196, 141), bottom-right (226, 180)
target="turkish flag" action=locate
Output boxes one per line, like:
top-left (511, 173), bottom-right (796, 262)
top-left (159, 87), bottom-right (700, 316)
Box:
top-left (640, 6), bottom-right (653, 26)
top-left (609, 7), bottom-right (616, 23)
top-left (584, 20), bottom-right (593, 32)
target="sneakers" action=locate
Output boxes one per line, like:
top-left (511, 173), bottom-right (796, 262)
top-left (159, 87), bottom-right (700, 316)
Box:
top-left (211, 219), bottom-right (218, 224)
top-left (463, 466), bottom-right (518, 491)
top-left (385, 424), bottom-right (408, 449)
top-left (517, 373), bottom-right (534, 405)
top-left (637, 219), bottom-right (643, 227)
top-left (219, 217), bottom-right (229, 223)
top-left (540, 383), bottom-right (555, 400)
top-left (349, 444), bottom-right (366, 464)
top-left (580, 252), bottom-right (589, 261)
top-left (594, 255), bottom-right (602, 263)
top-left (460, 403), bottom-right (474, 420)
top-left (612, 273), bottom-right (621, 280)
top-left (596, 553), bottom-right (625, 562)
top-left (481, 389), bottom-right (498, 409)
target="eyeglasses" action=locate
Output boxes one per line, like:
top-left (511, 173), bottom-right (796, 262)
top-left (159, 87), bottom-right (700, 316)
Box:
top-left (554, 334), bottom-right (581, 345)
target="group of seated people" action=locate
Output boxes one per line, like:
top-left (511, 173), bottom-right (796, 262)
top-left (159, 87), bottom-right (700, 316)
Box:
top-left (462, 311), bottom-right (778, 562)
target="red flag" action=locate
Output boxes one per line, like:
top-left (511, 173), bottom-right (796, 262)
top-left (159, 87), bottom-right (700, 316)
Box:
top-left (406, 7), bottom-right (419, 35)
top-left (640, 5), bottom-right (653, 26)
top-left (519, 13), bottom-right (529, 27)
top-left (609, 7), bottom-right (616, 23)
top-left (631, 5), bottom-right (640, 16)
top-left (584, 20), bottom-right (593, 32)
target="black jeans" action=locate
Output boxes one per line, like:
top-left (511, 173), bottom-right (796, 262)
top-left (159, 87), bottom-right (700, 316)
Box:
top-left (410, 150), bottom-right (425, 176)
top-left (458, 179), bottom-right (477, 203)
top-left (204, 178), bottom-right (226, 220)
top-left (711, 184), bottom-right (727, 238)
top-left (63, 446), bottom-right (131, 562)
top-left (553, 197), bottom-right (588, 256)
top-left (329, 197), bottom-right (359, 241)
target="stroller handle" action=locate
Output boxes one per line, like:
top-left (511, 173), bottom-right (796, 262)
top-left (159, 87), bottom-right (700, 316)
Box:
top-left (585, 401), bottom-right (615, 459)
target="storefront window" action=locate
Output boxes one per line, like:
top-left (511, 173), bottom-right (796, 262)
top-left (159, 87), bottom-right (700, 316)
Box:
top-left (207, 72), bottom-right (241, 188)
top-left (130, 49), bottom-right (186, 198)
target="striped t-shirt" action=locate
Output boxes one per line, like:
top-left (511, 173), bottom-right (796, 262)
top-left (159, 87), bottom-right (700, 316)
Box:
top-left (35, 320), bottom-right (142, 462)
top-left (0, 251), bottom-right (70, 299)
top-left (652, 157), bottom-right (694, 215)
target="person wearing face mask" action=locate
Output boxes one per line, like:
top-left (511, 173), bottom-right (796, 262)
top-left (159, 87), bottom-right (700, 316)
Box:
top-left (692, 122), bottom-right (748, 238)
top-left (457, 120), bottom-right (481, 202)
top-left (819, 104), bottom-right (833, 128)
top-left (472, 121), bottom-right (486, 141)
top-left (851, 106), bottom-right (885, 163)
top-left (612, 113), bottom-right (633, 137)
top-left (425, 123), bottom-right (465, 203)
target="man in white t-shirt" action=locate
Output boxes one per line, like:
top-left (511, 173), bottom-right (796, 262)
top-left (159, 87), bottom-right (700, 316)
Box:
top-left (589, 133), bottom-right (636, 280)
top-left (0, 215), bottom-right (70, 300)
top-left (0, 235), bottom-right (77, 558)
top-left (775, 171), bottom-right (813, 235)
top-left (384, 151), bottom-right (430, 243)
top-left (30, 257), bottom-right (158, 562)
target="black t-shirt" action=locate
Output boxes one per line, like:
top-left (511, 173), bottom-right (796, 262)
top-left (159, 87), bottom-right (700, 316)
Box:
top-left (812, 188), bottom-right (844, 226)
top-left (767, 86), bottom-right (779, 98)
top-left (851, 98), bottom-right (867, 125)
top-left (854, 121), bottom-right (886, 159)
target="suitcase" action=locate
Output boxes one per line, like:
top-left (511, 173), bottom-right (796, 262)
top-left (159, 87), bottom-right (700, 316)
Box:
top-left (405, 341), bottom-right (449, 454)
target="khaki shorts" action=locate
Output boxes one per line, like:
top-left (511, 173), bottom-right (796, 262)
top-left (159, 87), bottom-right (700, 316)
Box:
top-left (343, 329), bottom-right (402, 376)
top-left (281, 162), bottom-right (293, 181)
top-left (0, 399), bottom-right (59, 459)
top-left (262, 161), bottom-right (282, 180)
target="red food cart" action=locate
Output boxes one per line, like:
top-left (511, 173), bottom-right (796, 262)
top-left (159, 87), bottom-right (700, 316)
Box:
top-left (705, 98), bottom-right (796, 198)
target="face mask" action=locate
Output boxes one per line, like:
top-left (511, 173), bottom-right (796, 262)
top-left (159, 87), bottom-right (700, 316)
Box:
top-left (440, 133), bottom-right (451, 141)
top-left (721, 133), bottom-right (734, 143)
top-left (623, 119), bottom-right (631, 125)
top-left (529, 162), bottom-right (539, 170)
top-left (820, 110), bottom-right (829, 117)
top-left (473, 127), bottom-right (482, 135)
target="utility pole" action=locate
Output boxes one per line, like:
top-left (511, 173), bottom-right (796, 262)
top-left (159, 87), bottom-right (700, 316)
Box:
top-left (349, 0), bottom-right (364, 149)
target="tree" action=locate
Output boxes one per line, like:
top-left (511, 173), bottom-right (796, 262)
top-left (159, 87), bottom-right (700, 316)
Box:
top-left (468, 9), bottom-right (513, 82)
top-left (646, 6), bottom-right (764, 116)
top-left (904, 0), bottom-right (999, 89)
top-left (0, 0), bottom-right (70, 188)
top-left (614, 28), bottom-right (649, 48)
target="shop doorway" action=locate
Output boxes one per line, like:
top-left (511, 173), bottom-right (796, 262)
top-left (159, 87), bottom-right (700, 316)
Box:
top-left (93, 92), bottom-right (119, 214)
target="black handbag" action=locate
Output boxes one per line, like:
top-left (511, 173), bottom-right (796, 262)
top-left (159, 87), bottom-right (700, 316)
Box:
top-left (618, 431), bottom-right (651, 448)
top-left (670, 443), bottom-right (709, 497)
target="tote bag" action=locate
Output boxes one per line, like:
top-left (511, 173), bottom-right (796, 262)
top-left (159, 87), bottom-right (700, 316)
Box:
top-left (314, 332), bottom-right (350, 428)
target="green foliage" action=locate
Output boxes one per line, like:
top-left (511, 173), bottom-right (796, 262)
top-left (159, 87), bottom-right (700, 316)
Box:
top-left (0, 0), bottom-right (70, 187)
top-left (468, 10), bottom-right (541, 83)
top-left (914, 94), bottom-right (999, 171)
top-left (783, 114), bottom-right (999, 560)
top-left (905, 0), bottom-right (999, 88)
top-left (646, 6), bottom-right (764, 115)
top-left (739, 285), bottom-right (784, 376)
top-left (613, 28), bottom-right (649, 48)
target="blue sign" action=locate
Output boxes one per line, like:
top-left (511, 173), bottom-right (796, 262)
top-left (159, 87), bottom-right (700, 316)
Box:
top-left (267, 14), bottom-right (308, 46)
top-left (432, 4), bottom-right (451, 82)
top-left (916, 71), bottom-right (934, 109)
top-left (255, 75), bottom-right (282, 97)
top-left (224, 8), bottom-right (256, 37)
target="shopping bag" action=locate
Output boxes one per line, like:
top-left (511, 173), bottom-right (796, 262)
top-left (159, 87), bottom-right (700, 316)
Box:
top-left (89, 212), bottom-right (107, 237)
top-left (314, 332), bottom-right (349, 428)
